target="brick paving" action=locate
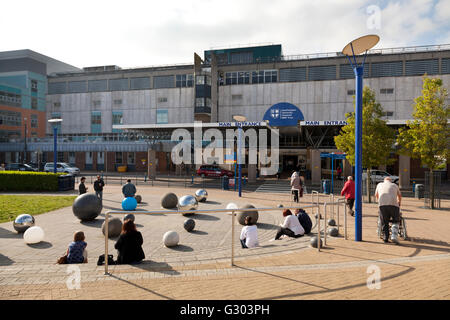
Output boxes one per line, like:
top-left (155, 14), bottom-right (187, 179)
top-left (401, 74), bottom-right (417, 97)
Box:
top-left (0, 183), bottom-right (449, 300)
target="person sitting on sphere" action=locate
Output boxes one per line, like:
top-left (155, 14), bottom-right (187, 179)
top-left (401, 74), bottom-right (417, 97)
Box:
top-left (114, 219), bottom-right (145, 264)
top-left (66, 231), bottom-right (88, 264)
top-left (122, 179), bottom-right (137, 198)
top-left (240, 216), bottom-right (259, 249)
top-left (273, 209), bottom-right (305, 240)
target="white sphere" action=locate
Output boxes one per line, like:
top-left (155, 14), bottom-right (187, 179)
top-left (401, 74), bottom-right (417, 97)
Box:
top-left (23, 226), bottom-right (45, 244)
top-left (163, 231), bottom-right (179, 247)
top-left (226, 202), bottom-right (238, 210)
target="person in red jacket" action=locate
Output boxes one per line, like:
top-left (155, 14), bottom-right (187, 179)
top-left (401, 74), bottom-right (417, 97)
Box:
top-left (341, 176), bottom-right (355, 216)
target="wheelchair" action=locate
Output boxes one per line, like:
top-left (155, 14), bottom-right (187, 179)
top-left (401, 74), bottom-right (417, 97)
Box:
top-left (377, 210), bottom-right (408, 241)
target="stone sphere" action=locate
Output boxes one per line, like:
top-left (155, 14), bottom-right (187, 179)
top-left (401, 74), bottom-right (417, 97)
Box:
top-left (194, 189), bottom-right (208, 202)
top-left (163, 231), bottom-right (179, 247)
top-left (72, 193), bottom-right (102, 221)
top-left (122, 197), bottom-right (137, 211)
top-left (328, 227), bottom-right (339, 237)
top-left (277, 204), bottom-right (284, 208)
top-left (178, 195), bottom-right (198, 216)
top-left (327, 219), bottom-right (336, 226)
top-left (236, 204), bottom-right (259, 226)
top-left (23, 226), bottom-right (45, 244)
top-left (135, 195), bottom-right (142, 203)
top-left (310, 236), bottom-right (322, 248)
top-left (102, 218), bottom-right (123, 238)
top-left (183, 218), bottom-right (195, 232)
top-left (161, 193), bottom-right (178, 209)
top-left (13, 214), bottom-right (35, 233)
top-left (123, 213), bottom-right (135, 222)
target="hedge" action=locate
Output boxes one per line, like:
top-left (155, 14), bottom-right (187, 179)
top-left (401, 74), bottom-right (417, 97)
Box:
top-left (0, 171), bottom-right (65, 192)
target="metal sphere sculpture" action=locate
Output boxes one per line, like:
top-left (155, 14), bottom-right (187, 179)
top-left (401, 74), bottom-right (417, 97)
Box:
top-left (183, 218), bottom-right (195, 232)
top-left (194, 189), bottom-right (208, 202)
top-left (123, 213), bottom-right (135, 222)
top-left (122, 197), bottom-right (137, 211)
top-left (236, 204), bottom-right (259, 226)
top-left (310, 236), bottom-right (322, 248)
top-left (163, 231), bottom-right (179, 247)
top-left (13, 214), bottom-right (35, 233)
top-left (23, 226), bottom-right (45, 244)
top-left (328, 227), bottom-right (339, 237)
top-left (102, 218), bottom-right (123, 238)
top-left (327, 219), bottom-right (336, 226)
top-left (72, 193), bottom-right (102, 221)
top-left (178, 195), bottom-right (198, 216)
top-left (161, 193), bottom-right (178, 209)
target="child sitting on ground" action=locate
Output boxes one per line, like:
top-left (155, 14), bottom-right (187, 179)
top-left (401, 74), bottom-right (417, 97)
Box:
top-left (240, 216), bottom-right (259, 248)
top-left (66, 231), bottom-right (88, 264)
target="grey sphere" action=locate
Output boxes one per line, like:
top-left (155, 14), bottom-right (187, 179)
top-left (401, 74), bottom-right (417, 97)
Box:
top-left (277, 204), bottom-right (284, 208)
top-left (163, 231), bottom-right (179, 247)
top-left (135, 195), bottom-right (142, 203)
top-left (327, 219), bottom-right (336, 226)
top-left (178, 195), bottom-right (198, 216)
top-left (123, 213), bottom-right (135, 222)
top-left (328, 227), bottom-right (339, 237)
top-left (194, 189), bottom-right (208, 202)
top-left (72, 193), bottom-right (102, 221)
top-left (102, 218), bottom-right (123, 238)
top-left (161, 193), bottom-right (178, 209)
top-left (183, 218), bottom-right (195, 232)
top-left (13, 214), bottom-right (35, 233)
top-left (310, 236), bottom-right (323, 248)
top-left (237, 204), bottom-right (259, 226)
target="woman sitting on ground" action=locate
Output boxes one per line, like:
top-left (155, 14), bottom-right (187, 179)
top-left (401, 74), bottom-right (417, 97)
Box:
top-left (274, 209), bottom-right (305, 240)
top-left (114, 219), bottom-right (145, 264)
top-left (240, 216), bottom-right (259, 248)
top-left (66, 231), bottom-right (88, 264)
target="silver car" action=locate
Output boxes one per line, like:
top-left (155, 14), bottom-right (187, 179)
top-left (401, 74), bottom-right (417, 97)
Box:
top-left (44, 162), bottom-right (80, 175)
top-left (363, 170), bottom-right (399, 184)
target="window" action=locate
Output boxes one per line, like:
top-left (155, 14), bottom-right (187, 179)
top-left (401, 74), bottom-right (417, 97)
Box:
top-left (88, 80), bottom-right (108, 92)
top-left (113, 99), bottom-right (122, 105)
top-left (153, 75), bottom-right (175, 89)
top-left (225, 72), bottom-right (237, 85)
top-left (31, 98), bottom-right (37, 110)
top-left (91, 113), bottom-right (101, 125)
top-left (68, 81), bottom-right (87, 93)
top-left (109, 78), bottom-right (129, 91)
top-left (48, 82), bottom-right (67, 94)
top-left (264, 70), bottom-right (277, 83)
top-left (232, 94), bottom-right (243, 101)
top-left (127, 152), bottom-right (135, 165)
top-left (347, 90), bottom-right (355, 95)
top-left (196, 75), bottom-right (205, 85)
top-left (205, 98), bottom-right (211, 107)
top-left (53, 102), bottom-right (61, 107)
top-left (31, 114), bottom-right (38, 128)
top-left (380, 88), bottom-right (394, 94)
top-left (252, 71), bottom-right (264, 84)
top-left (0, 91), bottom-right (21, 107)
top-left (112, 112), bottom-right (123, 125)
top-left (156, 110), bottom-right (168, 124)
top-left (0, 110), bottom-right (21, 126)
top-left (238, 72), bottom-right (250, 84)
top-left (93, 100), bottom-right (101, 107)
top-left (130, 77), bottom-right (151, 89)
top-left (279, 67), bottom-right (307, 82)
top-left (158, 97), bottom-right (168, 103)
top-left (382, 111), bottom-right (394, 117)
top-left (31, 80), bottom-right (38, 93)
top-left (91, 111), bottom-right (101, 133)
top-left (195, 98), bottom-right (205, 107)
top-left (176, 74), bottom-right (194, 87)
top-left (115, 152), bottom-right (123, 164)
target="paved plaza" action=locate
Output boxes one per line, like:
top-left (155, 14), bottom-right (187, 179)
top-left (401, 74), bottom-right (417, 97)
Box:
top-left (0, 183), bottom-right (449, 300)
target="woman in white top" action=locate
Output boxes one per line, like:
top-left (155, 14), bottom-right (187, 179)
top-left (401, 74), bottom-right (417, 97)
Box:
top-left (291, 171), bottom-right (303, 203)
top-left (240, 216), bottom-right (259, 248)
top-left (274, 209), bottom-right (305, 240)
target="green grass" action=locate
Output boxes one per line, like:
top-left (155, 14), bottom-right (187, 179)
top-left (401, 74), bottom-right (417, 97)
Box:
top-left (0, 195), bottom-right (77, 223)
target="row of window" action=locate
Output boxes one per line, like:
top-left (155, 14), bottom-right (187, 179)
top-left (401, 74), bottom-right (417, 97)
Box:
top-left (347, 88), bottom-right (394, 95)
top-left (0, 91), bottom-right (22, 106)
top-left (0, 110), bottom-right (22, 126)
top-left (223, 70), bottom-right (278, 85)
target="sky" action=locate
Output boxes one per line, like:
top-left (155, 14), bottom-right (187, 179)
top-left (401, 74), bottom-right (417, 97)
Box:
top-left (1, 0), bottom-right (449, 69)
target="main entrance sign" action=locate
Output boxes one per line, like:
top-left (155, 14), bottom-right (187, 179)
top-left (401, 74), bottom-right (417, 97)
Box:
top-left (263, 102), bottom-right (304, 127)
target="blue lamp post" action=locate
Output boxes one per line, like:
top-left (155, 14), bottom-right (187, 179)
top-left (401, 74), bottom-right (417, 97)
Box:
top-left (233, 115), bottom-right (247, 197)
top-left (48, 118), bottom-right (62, 173)
top-left (342, 35), bottom-right (379, 241)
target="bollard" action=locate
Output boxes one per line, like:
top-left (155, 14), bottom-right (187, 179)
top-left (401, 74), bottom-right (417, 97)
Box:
top-left (231, 210), bottom-right (235, 266)
top-left (104, 213), bottom-right (109, 275)
top-left (323, 202), bottom-right (327, 247)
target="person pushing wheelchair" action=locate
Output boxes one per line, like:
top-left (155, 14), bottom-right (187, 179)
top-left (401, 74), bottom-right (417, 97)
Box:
top-left (375, 177), bottom-right (402, 244)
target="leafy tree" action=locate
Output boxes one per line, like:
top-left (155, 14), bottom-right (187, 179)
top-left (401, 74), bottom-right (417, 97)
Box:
top-left (335, 86), bottom-right (396, 202)
top-left (397, 76), bottom-right (450, 209)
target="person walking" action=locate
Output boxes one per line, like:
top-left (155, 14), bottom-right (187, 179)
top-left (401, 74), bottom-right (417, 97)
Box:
top-left (122, 179), bottom-right (137, 198)
top-left (290, 171), bottom-right (303, 203)
top-left (78, 176), bottom-right (88, 195)
top-left (93, 175), bottom-right (105, 204)
top-left (375, 177), bottom-right (402, 244)
top-left (341, 176), bottom-right (355, 216)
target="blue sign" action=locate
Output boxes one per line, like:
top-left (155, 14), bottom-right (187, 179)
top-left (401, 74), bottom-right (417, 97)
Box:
top-left (263, 102), bottom-right (304, 127)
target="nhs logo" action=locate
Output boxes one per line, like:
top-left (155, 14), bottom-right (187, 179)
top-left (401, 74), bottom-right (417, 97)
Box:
top-left (271, 109), bottom-right (280, 119)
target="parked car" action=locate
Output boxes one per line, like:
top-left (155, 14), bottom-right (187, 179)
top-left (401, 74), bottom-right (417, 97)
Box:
top-left (197, 165), bottom-right (234, 178)
top-left (44, 162), bottom-right (80, 175)
top-left (4, 163), bottom-right (37, 171)
top-left (362, 170), bottom-right (399, 184)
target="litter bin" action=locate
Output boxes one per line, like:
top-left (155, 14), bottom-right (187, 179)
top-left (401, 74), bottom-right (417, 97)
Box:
top-left (322, 179), bottom-right (331, 194)
top-left (58, 174), bottom-right (75, 191)
top-left (222, 176), bottom-right (229, 190)
top-left (415, 184), bottom-right (424, 199)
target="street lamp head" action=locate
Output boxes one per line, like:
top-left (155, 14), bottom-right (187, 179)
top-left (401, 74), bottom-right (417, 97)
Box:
top-left (233, 115), bottom-right (247, 122)
top-left (48, 118), bottom-right (63, 123)
top-left (342, 34), bottom-right (379, 56)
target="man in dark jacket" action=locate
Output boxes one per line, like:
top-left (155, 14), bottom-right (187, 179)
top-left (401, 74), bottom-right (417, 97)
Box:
top-left (78, 177), bottom-right (88, 195)
top-left (93, 175), bottom-right (105, 204)
top-left (122, 179), bottom-right (137, 198)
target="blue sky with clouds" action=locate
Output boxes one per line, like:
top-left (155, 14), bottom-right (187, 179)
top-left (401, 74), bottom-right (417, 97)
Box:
top-left (1, 0), bottom-right (449, 68)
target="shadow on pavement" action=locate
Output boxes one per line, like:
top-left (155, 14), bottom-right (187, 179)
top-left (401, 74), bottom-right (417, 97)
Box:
top-left (80, 218), bottom-right (105, 228)
top-left (0, 253), bottom-right (14, 266)
top-left (190, 230), bottom-right (208, 235)
top-left (27, 241), bottom-right (53, 249)
top-left (191, 214), bottom-right (220, 221)
top-left (108, 273), bottom-right (174, 300)
top-left (257, 223), bottom-right (279, 230)
top-left (0, 227), bottom-right (21, 239)
top-left (167, 244), bottom-right (194, 252)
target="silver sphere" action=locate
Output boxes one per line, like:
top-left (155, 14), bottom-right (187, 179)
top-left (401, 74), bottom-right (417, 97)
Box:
top-left (178, 195), bottom-right (198, 216)
top-left (328, 227), bottom-right (339, 237)
top-left (194, 189), bottom-right (208, 202)
top-left (13, 214), bottom-right (35, 233)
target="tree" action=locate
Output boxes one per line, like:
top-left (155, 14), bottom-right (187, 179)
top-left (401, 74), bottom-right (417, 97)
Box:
top-left (397, 76), bottom-right (450, 209)
top-left (334, 86), bottom-right (396, 202)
